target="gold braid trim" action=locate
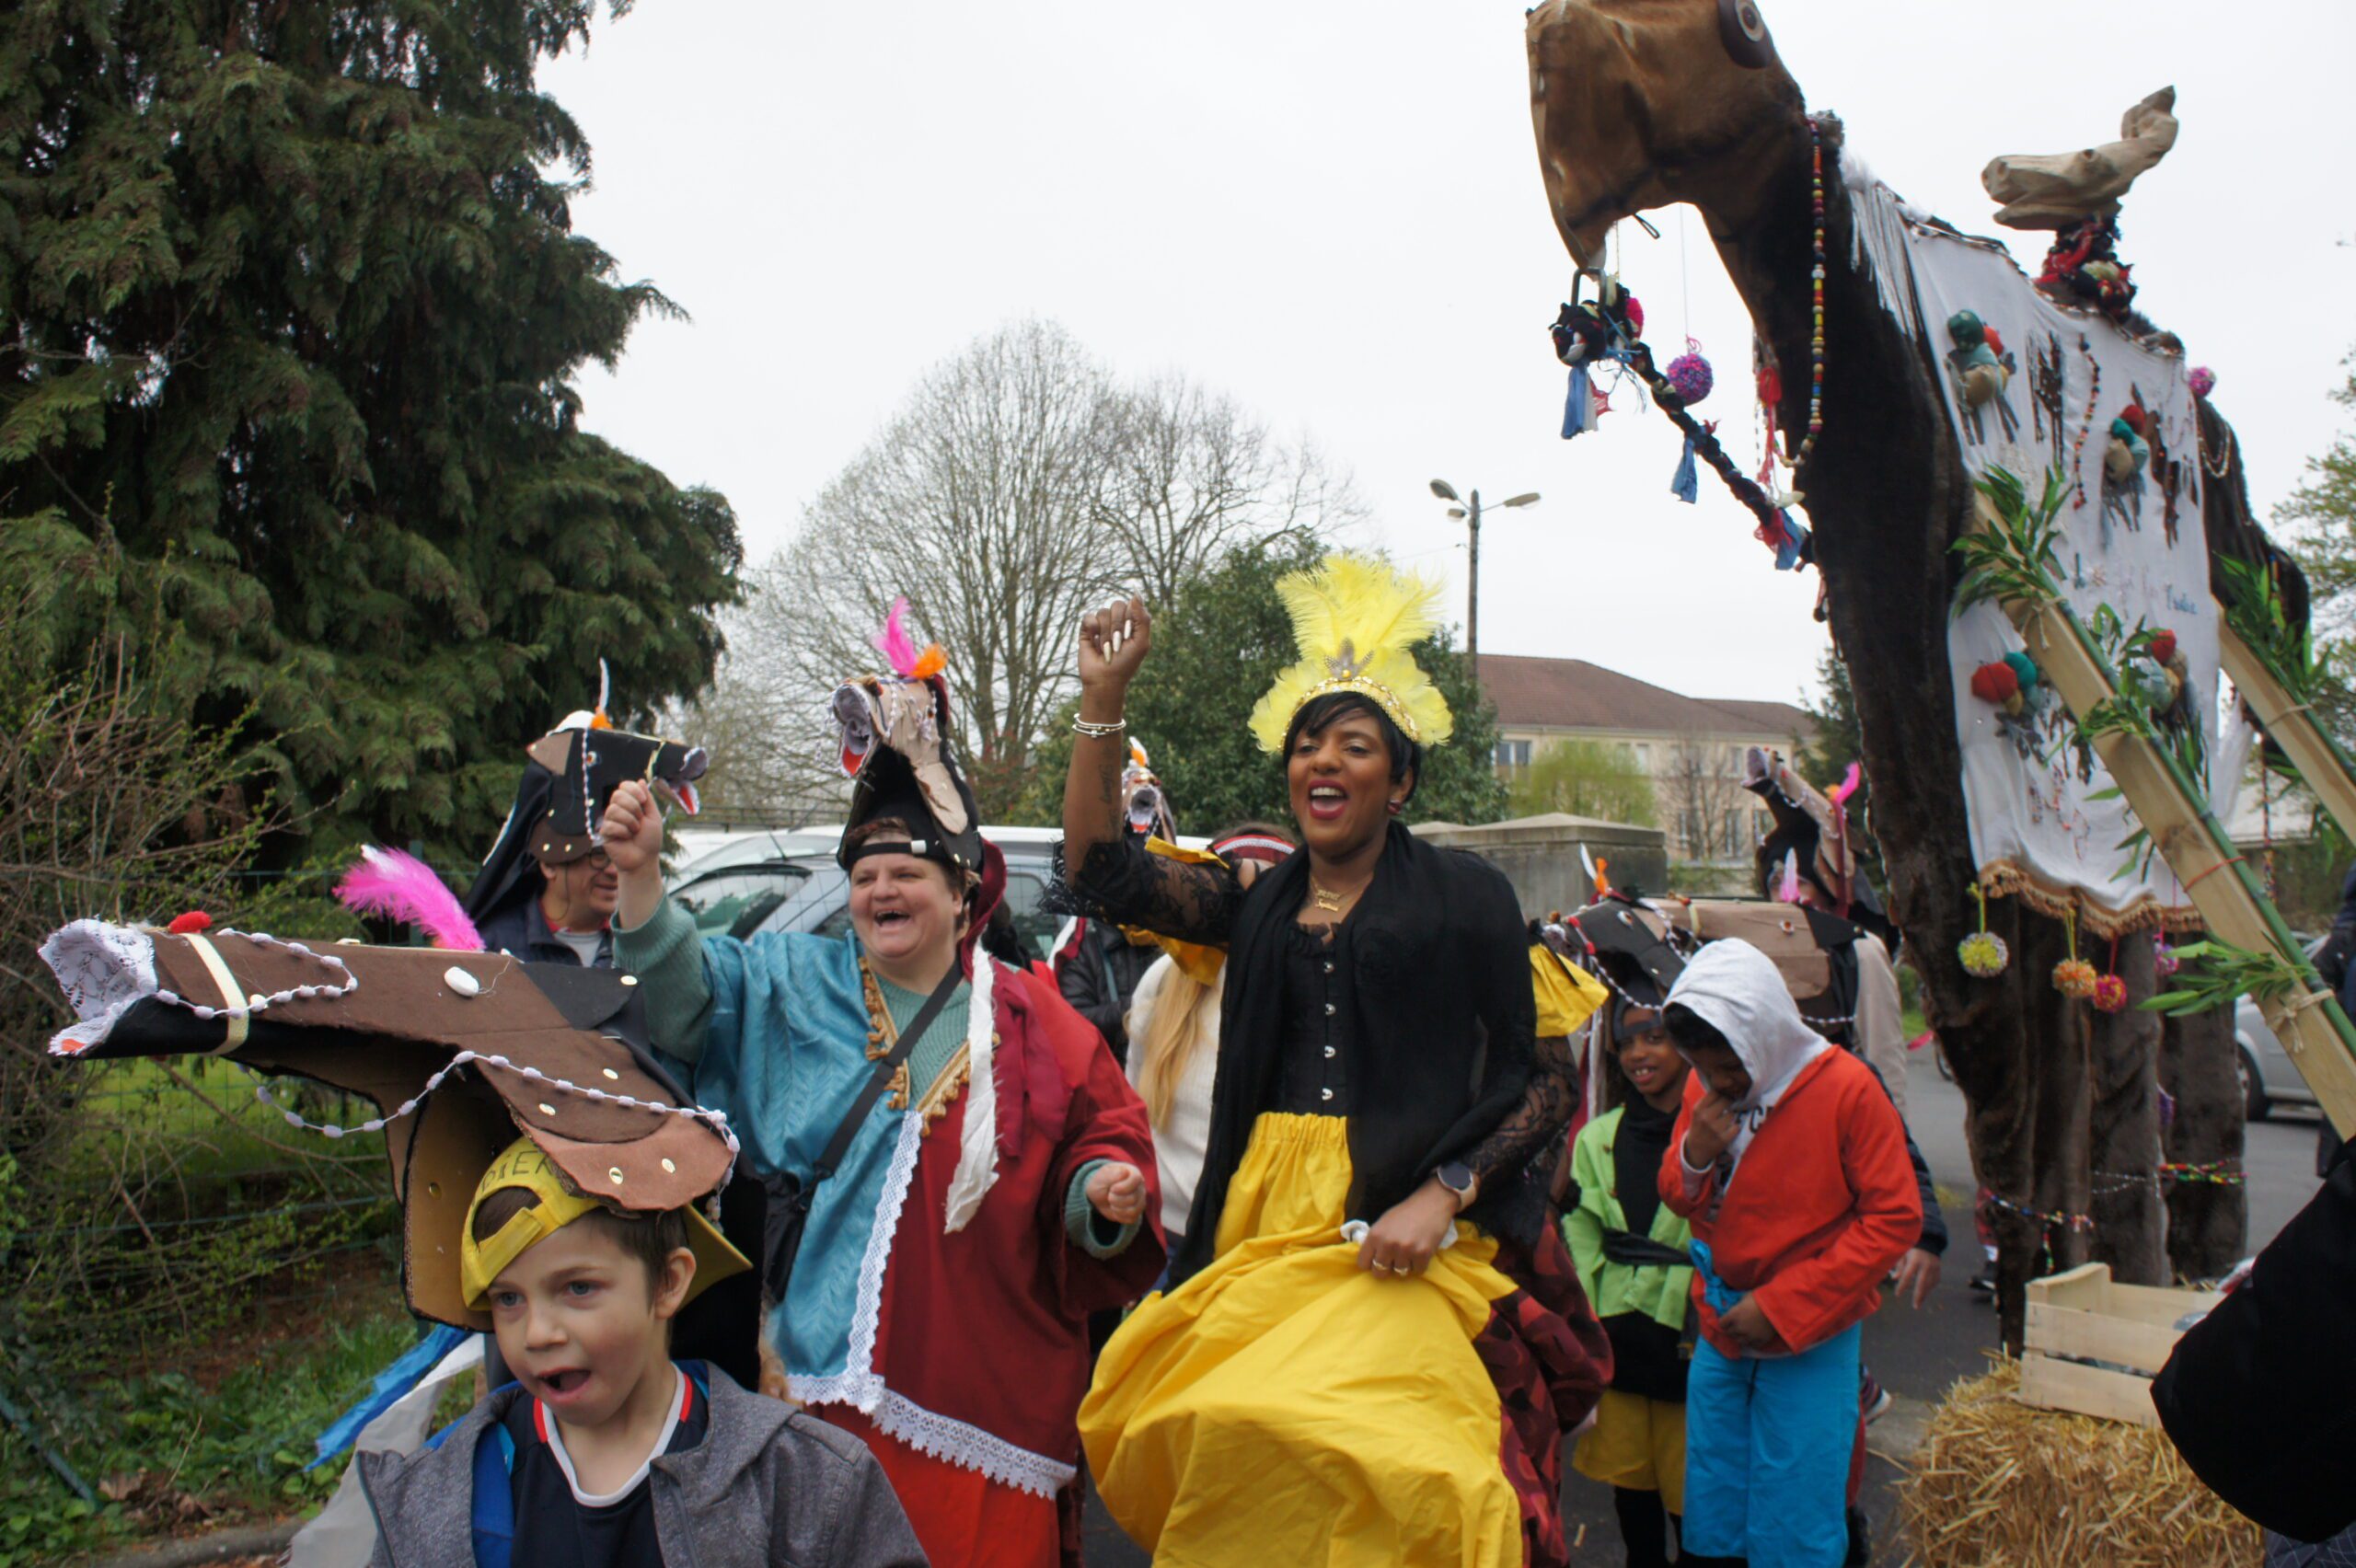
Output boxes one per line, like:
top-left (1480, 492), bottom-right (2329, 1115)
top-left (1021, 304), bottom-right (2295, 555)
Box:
top-left (1975, 860), bottom-right (2206, 940)
top-left (859, 960), bottom-right (911, 1111)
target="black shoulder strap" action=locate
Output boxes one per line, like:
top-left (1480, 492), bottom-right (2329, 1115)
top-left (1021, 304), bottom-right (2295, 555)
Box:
top-left (812, 963), bottom-right (968, 1184)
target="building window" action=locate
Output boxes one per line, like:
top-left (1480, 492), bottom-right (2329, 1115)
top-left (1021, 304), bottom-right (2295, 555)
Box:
top-left (1495, 739), bottom-right (1532, 773)
top-left (1633, 743), bottom-right (1652, 770)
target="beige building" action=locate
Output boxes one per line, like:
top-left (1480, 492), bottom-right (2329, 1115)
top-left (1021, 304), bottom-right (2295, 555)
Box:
top-left (1479, 654), bottom-right (1819, 865)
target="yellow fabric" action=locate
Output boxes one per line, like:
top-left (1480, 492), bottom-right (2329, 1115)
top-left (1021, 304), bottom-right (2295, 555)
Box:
top-left (1572, 1389), bottom-right (1687, 1514)
top-left (458, 1136), bottom-right (748, 1311)
top-left (1080, 1113), bottom-right (1522, 1568)
top-left (1247, 554), bottom-right (1456, 753)
top-left (1530, 945), bottom-right (1609, 1037)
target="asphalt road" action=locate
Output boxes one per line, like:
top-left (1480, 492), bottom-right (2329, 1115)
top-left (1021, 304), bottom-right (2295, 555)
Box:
top-left (1080, 1049), bottom-right (2332, 1564)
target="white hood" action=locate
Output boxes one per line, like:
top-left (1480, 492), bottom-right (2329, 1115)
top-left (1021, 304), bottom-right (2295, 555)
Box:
top-left (1666, 938), bottom-right (1831, 1169)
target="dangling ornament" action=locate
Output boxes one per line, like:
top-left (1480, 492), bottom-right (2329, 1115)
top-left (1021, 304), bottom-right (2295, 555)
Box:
top-left (2093, 938), bottom-right (2131, 1013)
top-left (2052, 909), bottom-right (2098, 999)
top-left (1665, 340), bottom-right (1715, 505)
top-left (2153, 933), bottom-right (2181, 978)
top-left (1666, 342), bottom-right (1715, 405)
top-left (1959, 886), bottom-right (2010, 977)
top-left (2188, 366), bottom-right (2216, 400)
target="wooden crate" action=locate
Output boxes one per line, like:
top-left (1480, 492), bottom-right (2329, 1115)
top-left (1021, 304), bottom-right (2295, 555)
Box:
top-left (2017, 1262), bottom-right (2221, 1427)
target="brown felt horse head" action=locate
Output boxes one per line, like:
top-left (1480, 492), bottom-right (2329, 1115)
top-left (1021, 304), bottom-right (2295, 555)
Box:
top-left (1525, 0), bottom-right (1807, 267)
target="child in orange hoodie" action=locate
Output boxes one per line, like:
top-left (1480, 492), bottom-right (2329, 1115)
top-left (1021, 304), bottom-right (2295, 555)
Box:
top-left (1657, 940), bottom-right (1919, 1568)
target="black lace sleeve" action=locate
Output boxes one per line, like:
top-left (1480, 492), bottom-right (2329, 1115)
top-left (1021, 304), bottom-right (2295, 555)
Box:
top-left (1047, 835), bottom-right (1243, 948)
top-left (1465, 1025), bottom-right (1579, 1187)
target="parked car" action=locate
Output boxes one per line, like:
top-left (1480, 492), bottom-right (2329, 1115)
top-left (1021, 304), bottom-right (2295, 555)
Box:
top-left (665, 825), bottom-right (1080, 958)
top-left (2232, 933), bottom-right (2327, 1122)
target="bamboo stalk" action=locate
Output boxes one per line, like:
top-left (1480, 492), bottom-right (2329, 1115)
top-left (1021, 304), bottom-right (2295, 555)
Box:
top-left (1973, 493), bottom-right (2356, 1135)
top-left (2218, 625), bottom-right (2356, 851)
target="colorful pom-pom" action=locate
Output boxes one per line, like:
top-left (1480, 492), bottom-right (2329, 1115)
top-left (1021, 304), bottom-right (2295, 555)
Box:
top-left (1969, 662), bottom-right (2021, 705)
top-left (2092, 974), bottom-right (2131, 1013)
top-left (2189, 365), bottom-right (2216, 399)
top-left (2053, 957), bottom-right (2100, 999)
top-left (2154, 938), bottom-right (2180, 978)
top-left (1958, 930), bottom-right (2010, 977)
top-left (1623, 294), bottom-right (1645, 336)
top-left (2002, 651), bottom-right (2039, 692)
top-left (167, 911), bottom-right (213, 935)
top-left (2148, 629), bottom-right (2177, 665)
top-left (1666, 350), bottom-right (1715, 406)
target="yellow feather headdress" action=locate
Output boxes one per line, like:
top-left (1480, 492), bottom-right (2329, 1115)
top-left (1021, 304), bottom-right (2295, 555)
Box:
top-left (1247, 553), bottom-right (1455, 754)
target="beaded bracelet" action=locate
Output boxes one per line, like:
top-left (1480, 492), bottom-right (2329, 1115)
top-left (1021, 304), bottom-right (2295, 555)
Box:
top-left (1071, 715), bottom-right (1126, 739)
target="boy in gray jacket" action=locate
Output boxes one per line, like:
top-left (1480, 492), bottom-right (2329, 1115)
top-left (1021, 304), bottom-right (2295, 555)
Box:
top-left (359, 1137), bottom-right (925, 1568)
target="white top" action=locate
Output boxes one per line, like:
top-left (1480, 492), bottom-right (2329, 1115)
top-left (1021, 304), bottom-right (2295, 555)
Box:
top-left (550, 927), bottom-right (605, 967)
top-left (542, 1363), bottom-right (684, 1506)
top-left (1122, 955), bottom-right (1218, 1240)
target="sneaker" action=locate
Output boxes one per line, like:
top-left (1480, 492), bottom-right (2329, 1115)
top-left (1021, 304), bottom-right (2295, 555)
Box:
top-left (1969, 1264), bottom-right (1997, 1297)
top-left (1861, 1372), bottom-right (1892, 1425)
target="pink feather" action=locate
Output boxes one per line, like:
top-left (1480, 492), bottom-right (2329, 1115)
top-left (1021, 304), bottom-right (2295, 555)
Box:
top-left (335, 847), bottom-right (484, 951)
top-left (875, 595), bottom-right (920, 678)
top-left (1831, 762), bottom-right (1863, 808)
top-left (1777, 849), bottom-right (1803, 905)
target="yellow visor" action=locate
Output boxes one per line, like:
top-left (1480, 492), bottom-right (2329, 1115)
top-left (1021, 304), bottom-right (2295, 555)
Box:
top-left (458, 1136), bottom-right (749, 1312)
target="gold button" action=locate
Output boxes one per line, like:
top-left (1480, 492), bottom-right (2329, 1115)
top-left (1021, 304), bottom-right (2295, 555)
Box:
top-left (619, 974), bottom-right (639, 987)
top-left (608, 1168), bottom-right (625, 1185)
top-left (661, 1159), bottom-right (676, 1174)
top-left (603, 1067), bottom-right (620, 1081)
top-left (538, 1102), bottom-right (556, 1116)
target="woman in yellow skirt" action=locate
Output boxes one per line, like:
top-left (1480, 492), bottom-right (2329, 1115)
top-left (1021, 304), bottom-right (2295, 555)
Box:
top-left (1058, 557), bottom-right (1611, 1567)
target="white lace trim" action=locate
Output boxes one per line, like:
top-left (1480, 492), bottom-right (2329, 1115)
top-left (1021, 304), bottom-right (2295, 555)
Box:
top-left (40, 921), bottom-right (356, 1055)
top-left (941, 956), bottom-right (999, 1231)
top-left (787, 1105), bottom-right (922, 1412)
top-left (782, 1094), bottom-right (1072, 1499)
top-left (869, 1389), bottom-right (1076, 1499)
top-left (40, 920), bottom-right (158, 1055)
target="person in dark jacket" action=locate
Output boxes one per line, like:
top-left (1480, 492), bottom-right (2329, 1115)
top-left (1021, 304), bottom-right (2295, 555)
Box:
top-left (2154, 1131), bottom-right (2356, 1550)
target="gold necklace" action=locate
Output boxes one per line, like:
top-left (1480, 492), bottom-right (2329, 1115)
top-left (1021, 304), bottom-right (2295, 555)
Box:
top-left (1310, 881), bottom-right (1346, 913)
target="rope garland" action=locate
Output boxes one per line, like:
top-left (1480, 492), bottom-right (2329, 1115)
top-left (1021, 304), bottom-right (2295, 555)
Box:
top-left (241, 1052), bottom-right (741, 1165)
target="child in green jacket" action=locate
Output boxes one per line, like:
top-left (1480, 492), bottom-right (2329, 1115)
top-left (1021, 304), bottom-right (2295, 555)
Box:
top-left (1565, 984), bottom-right (1694, 1568)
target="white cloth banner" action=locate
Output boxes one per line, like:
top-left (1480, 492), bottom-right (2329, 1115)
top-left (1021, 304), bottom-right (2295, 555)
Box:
top-left (1853, 176), bottom-right (2215, 934)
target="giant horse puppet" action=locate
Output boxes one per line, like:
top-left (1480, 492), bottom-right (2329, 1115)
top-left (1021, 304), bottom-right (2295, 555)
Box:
top-left (1526, 0), bottom-right (2296, 1340)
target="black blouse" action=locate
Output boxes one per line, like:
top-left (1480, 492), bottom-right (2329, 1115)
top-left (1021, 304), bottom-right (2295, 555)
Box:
top-left (1278, 924), bottom-right (1350, 1115)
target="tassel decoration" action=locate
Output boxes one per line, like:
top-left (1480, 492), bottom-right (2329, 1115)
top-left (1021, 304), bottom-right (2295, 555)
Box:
top-left (1561, 364), bottom-right (1595, 440)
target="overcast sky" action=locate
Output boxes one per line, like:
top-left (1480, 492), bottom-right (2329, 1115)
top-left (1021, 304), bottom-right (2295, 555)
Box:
top-left (538, 0), bottom-right (2356, 712)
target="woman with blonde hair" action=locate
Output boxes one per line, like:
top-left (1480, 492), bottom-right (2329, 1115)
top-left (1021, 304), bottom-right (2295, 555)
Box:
top-left (1123, 825), bottom-right (1295, 1253)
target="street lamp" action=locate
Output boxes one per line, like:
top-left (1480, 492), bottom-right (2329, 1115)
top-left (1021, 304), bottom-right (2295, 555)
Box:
top-left (1430, 479), bottom-right (1539, 665)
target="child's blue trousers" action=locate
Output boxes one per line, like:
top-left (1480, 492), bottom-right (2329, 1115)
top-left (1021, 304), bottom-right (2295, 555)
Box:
top-left (1680, 1321), bottom-right (1862, 1567)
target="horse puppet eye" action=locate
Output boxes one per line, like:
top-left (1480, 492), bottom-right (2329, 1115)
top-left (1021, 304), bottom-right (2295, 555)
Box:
top-left (1716, 0), bottom-right (1774, 68)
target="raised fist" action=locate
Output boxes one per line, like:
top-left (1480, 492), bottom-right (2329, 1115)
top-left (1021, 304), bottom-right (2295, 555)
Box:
top-left (599, 779), bottom-right (665, 876)
top-left (1078, 598), bottom-right (1152, 695)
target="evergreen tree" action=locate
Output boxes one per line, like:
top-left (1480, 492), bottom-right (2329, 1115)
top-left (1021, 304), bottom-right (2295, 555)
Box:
top-left (0, 0), bottom-right (739, 873)
top-left (1797, 645), bottom-right (1865, 791)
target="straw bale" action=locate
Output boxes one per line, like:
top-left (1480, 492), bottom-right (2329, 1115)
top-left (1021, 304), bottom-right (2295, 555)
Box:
top-left (1899, 1360), bottom-right (2260, 1566)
